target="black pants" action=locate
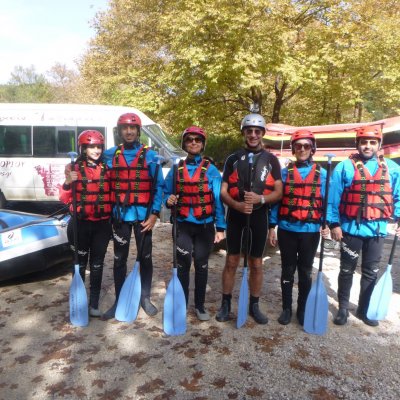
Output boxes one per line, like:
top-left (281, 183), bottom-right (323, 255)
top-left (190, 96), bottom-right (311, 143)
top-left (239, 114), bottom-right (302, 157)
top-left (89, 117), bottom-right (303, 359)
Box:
top-left (175, 221), bottom-right (215, 309)
top-left (277, 228), bottom-right (320, 312)
top-left (112, 221), bottom-right (153, 302)
top-left (337, 233), bottom-right (384, 314)
top-left (226, 206), bottom-right (269, 257)
top-left (68, 219), bottom-right (111, 309)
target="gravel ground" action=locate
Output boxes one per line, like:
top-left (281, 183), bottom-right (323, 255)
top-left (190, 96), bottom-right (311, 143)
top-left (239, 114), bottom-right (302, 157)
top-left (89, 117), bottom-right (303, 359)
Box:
top-left (0, 203), bottom-right (400, 399)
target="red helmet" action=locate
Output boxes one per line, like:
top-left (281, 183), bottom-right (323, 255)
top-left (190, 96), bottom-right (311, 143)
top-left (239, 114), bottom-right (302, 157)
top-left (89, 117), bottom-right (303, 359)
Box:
top-left (290, 129), bottom-right (316, 154)
top-left (181, 126), bottom-right (207, 150)
top-left (355, 126), bottom-right (382, 142)
top-left (78, 130), bottom-right (104, 146)
top-left (117, 113), bottom-right (142, 127)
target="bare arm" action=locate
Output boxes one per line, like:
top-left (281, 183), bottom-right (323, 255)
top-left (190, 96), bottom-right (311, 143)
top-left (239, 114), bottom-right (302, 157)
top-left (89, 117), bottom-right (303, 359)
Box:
top-left (220, 181), bottom-right (250, 214)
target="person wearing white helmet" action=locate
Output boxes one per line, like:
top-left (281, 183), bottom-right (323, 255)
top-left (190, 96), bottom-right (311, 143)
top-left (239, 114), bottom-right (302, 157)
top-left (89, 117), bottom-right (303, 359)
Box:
top-left (216, 113), bottom-right (283, 325)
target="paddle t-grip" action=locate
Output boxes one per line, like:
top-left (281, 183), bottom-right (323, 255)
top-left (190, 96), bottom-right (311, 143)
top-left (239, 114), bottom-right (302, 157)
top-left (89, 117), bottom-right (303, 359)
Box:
top-left (68, 151), bottom-right (78, 163)
top-left (324, 153), bottom-right (336, 165)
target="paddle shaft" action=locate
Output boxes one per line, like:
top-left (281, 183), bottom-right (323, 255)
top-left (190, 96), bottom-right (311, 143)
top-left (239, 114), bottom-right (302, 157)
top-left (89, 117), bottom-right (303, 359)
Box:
top-left (136, 157), bottom-right (163, 261)
top-left (243, 153), bottom-right (254, 267)
top-left (69, 152), bottom-right (79, 266)
top-left (388, 225), bottom-right (399, 265)
top-left (318, 154), bottom-right (335, 272)
top-left (172, 158), bottom-right (179, 267)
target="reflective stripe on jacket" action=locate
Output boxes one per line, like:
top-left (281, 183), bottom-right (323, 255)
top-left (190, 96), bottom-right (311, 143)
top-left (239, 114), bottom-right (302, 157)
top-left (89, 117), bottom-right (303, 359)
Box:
top-left (110, 144), bottom-right (152, 207)
top-left (279, 162), bottom-right (323, 222)
top-left (340, 154), bottom-right (393, 222)
top-left (176, 159), bottom-right (214, 219)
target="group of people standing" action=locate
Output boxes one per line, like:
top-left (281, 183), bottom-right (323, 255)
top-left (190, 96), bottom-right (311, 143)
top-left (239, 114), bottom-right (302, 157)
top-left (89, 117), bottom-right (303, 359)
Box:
top-left (60, 111), bottom-right (400, 329)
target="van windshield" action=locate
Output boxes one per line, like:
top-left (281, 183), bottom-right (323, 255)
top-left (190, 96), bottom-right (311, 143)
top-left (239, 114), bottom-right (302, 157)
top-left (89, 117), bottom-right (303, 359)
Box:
top-left (143, 124), bottom-right (183, 153)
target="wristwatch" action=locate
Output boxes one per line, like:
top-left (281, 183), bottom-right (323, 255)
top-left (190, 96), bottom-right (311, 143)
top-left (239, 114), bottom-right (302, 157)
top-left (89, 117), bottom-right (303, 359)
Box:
top-left (260, 195), bottom-right (266, 205)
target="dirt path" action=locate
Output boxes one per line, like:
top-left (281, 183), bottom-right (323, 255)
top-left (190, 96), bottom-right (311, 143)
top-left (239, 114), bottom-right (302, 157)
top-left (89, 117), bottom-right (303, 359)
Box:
top-left (1, 221), bottom-right (400, 399)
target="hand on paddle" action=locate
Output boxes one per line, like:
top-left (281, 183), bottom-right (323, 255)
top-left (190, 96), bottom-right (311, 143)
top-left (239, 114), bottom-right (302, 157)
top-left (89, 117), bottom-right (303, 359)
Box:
top-left (240, 190), bottom-right (258, 214)
top-left (64, 163), bottom-right (78, 185)
top-left (167, 194), bottom-right (178, 207)
top-left (320, 226), bottom-right (330, 239)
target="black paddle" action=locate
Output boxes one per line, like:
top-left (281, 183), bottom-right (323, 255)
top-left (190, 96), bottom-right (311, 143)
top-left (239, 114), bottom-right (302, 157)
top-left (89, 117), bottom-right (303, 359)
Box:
top-left (68, 151), bottom-right (89, 327)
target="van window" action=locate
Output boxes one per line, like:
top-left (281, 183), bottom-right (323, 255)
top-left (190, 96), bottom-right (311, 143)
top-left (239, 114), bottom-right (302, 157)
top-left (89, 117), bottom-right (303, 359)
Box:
top-left (33, 126), bottom-right (56, 157)
top-left (58, 130), bottom-right (75, 154)
top-left (0, 126), bottom-right (32, 156)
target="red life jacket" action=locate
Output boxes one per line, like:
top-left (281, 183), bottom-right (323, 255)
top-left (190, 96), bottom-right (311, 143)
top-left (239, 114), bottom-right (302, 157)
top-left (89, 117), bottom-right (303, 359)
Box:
top-left (176, 159), bottom-right (214, 219)
top-left (279, 162), bottom-right (323, 222)
top-left (110, 145), bottom-right (152, 207)
top-left (227, 149), bottom-right (275, 209)
top-left (340, 154), bottom-right (393, 221)
top-left (74, 161), bottom-right (112, 220)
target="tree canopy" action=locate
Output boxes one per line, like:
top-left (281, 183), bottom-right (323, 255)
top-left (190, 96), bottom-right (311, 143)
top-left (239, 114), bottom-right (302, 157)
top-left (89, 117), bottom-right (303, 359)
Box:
top-left (0, 64), bottom-right (90, 104)
top-left (80, 0), bottom-right (400, 162)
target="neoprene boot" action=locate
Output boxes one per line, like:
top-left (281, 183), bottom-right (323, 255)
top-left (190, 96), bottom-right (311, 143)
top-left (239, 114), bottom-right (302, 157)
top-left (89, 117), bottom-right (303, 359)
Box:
top-left (216, 299), bottom-right (231, 322)
top-left (333, 308), bottom-right (349, 325)
top-left (195, 306), bottom-right (210, 321)
top-left (89, 307), bottom-right (102, 317)
top-left (102, 302), bottom-right (117, 320)
top-left (249, 303), bottom-right (268, 325)
top-left (356, 307), bottom-right (379, 327)
top-left (296, 308), bottom-right (305, 326)
top-left (141, 297), bottom-right (158, 317)
top-left (278, 308), bottom-right (292, 325)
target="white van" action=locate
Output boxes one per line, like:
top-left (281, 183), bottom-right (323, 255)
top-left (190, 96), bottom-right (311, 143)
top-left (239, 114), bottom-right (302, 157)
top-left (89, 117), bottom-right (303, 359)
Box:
top-left (0, 103), bottom-right (185, 208)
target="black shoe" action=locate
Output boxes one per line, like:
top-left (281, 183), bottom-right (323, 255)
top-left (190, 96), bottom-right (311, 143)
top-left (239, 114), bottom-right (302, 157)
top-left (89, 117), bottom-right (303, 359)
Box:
top-left (141, 298), bottom-right (158, 317)
top-left (249, 303), bottom-right (268, 325)
top-left (102, 302), bottom-right (117, 320)
top-left (296, 309), bottom-right (305, 326)
top-left (356, 309), bottom-right (379, 327)
top-left (333, 308), bottom-right (349, 325)
top-left (278, 309), bottom-right (292, 325)
top-left (216, 300), bottom-right (231, 322)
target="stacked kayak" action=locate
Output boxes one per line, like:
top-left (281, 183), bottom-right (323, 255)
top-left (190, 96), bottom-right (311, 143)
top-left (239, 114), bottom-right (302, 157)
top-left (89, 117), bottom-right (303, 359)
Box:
top-left (0, 209), bottom-right (72, 281)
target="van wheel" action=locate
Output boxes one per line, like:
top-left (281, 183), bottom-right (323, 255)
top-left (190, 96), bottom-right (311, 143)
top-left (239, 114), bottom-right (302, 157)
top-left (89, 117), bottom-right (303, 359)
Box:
top-left (0, 191), bottom-right (6, 209)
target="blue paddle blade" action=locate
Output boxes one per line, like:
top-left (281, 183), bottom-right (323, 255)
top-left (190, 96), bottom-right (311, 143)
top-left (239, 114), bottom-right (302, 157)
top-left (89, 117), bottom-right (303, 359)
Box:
top-left (115, 261), bottom-right (141, 322)
top-left (69, 264), bottom-right (88, 327)
top-left (304, 272), bottom-right (328, 335)
top-left (367, 264), bottom-right (393, 321)
top-left (237, 267), bottom-right (249, 329)
top-left (163, 268), bottom-right (186, 336)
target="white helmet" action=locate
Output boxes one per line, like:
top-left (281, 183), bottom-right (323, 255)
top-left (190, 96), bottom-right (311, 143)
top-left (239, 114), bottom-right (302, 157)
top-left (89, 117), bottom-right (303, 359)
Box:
top-left (240, 113), bottom-right (266, 132)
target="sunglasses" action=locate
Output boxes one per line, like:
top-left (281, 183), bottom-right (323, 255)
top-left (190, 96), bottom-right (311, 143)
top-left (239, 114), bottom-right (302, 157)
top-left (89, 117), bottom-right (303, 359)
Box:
top-left (184, 136), bottom-right (203, 144)
top-left (359, 139), bottom-right (378, 146)
top-left (293, 143), bottom-right (312, 151)
top-left (244, 128), bottom-right (263, 136)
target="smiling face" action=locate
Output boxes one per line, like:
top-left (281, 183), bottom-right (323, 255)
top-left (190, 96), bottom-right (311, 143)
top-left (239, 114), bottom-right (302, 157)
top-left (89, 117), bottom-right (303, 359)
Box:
top-left (293, 139), bottom-right (313, 162)
top-left (357, 138), bottom-right (380, 160)
top-left (184, 134), bottom-right (204, 156)
top-left (84, 144), bottom-right (103, 162)
top-left (243, 127), bottom-right (264, 150)
top-left (120, 124), bottom-right (140, 145)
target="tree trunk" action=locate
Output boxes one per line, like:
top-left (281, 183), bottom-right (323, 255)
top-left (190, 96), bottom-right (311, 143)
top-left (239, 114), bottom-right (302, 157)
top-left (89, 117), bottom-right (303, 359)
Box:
top-left (272, 79), bottom-right (287, 123)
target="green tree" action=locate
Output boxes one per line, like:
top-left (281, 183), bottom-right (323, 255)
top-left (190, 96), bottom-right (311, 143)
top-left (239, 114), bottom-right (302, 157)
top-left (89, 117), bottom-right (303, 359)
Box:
top-left (0, 65), bottom-right (54, 103)
top-left (81, 0), bottom-right (400, 164)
